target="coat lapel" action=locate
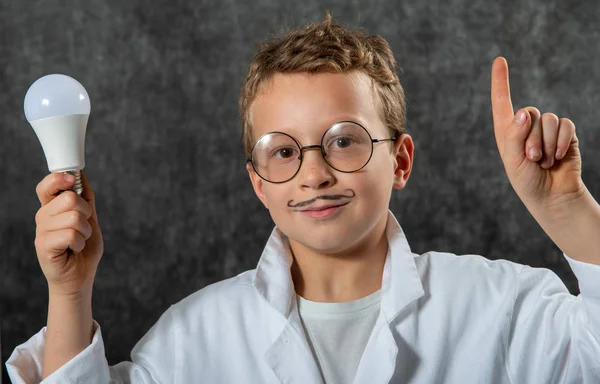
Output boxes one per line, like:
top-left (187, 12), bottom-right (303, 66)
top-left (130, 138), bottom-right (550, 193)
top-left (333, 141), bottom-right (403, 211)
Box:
top-left (354, 211), bottom-right (426, 383)
top-left (264, 299), bottom-right (324, 384)
top-left (253, 228), bottom-right (324, 383)
top-left (254, 210), bottom-right (425, 384)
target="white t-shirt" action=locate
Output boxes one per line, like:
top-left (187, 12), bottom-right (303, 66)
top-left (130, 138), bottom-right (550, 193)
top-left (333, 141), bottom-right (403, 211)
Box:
top-left (297, 289), bottom-right (382, 384)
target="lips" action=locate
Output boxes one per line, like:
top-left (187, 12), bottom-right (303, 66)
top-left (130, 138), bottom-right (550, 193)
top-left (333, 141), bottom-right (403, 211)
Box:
top-left (299, 202), bottom-right (349, 212)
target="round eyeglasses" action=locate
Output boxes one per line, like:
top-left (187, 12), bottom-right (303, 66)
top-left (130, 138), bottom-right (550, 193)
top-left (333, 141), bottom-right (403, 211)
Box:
top-left (246, 121), bottom-right (398, 183)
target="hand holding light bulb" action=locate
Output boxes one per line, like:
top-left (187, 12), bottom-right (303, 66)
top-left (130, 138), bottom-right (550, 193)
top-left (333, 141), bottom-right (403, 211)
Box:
top-left (0, 75), bottom-right (98, 378)
top-left (24, 75), bottom-right (104, 378)
top-left (24, 74), bottom-right (104, 299)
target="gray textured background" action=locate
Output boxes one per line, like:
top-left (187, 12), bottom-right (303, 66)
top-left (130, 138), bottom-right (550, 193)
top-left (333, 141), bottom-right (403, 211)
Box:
top-left (2, 0), bottom-right (600, 379)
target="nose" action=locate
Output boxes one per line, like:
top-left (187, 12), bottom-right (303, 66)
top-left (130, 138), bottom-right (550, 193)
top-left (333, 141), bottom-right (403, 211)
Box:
top-left (296, 146), bottom-right (336, 189)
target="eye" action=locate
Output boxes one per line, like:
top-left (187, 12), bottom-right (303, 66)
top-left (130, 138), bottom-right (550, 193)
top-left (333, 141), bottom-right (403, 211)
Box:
top-left (329, 136), bottom-right (355, 149)
top-left (270, 146), bottom-right (297, 159)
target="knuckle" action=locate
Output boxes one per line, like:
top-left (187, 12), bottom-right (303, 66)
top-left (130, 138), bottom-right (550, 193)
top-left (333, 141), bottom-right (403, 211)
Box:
top-left (72, 242), bottom-right (83, 253)
top-left (77, 235), bottom-right (86, 250)
top-left (51, 173), bottom-right (61, 185)
top-left (62, 191), bottom-right (78, 208)
top-left (68, 211), bottom-right (82, 227)
top-left (81, 202), bottom-right (93, 219)
top-left (66, 228), bottom-right (80, 244)
top-left (84, 221), bottom-right (93, 239)
top-left (34, 235), bottom-right (43, 250)
top-left (560, 117), bottom-right (575, 128)
top-left (526, 134), bottom-right (541, 144)
top-left (35, 209), bottom-right (43, 225)
top-left (525, 106), bottom-right (541, 117)
top-left (542, 113), bottom-right (559, 123)
top-left (41, 174), bottom-right (59, 193)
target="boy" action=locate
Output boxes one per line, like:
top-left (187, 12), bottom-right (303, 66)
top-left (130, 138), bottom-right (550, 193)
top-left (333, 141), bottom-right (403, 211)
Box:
top-left (7, 14), bottom-right (600, 384)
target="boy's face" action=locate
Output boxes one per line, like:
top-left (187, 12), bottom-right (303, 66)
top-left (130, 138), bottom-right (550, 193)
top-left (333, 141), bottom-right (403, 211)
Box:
top-left (246, 71), bottom-right (413, 254)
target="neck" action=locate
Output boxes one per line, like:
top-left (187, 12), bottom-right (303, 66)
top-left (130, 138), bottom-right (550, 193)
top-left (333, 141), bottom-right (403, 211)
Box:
top-left (290, 215), bottom-right (388, 303)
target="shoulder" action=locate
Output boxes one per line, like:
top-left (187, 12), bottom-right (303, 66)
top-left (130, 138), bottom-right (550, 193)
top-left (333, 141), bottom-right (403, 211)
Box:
top-left (412, 251), bottom-right (528, 298)
top-left (166, 268), bottom-right (262, 330)
top-left (174, 268), bottom-right (257, 309)
top-left (414, 250), bottom-right (526, 278)
top-left (130, 269), bottom-right (264, 366)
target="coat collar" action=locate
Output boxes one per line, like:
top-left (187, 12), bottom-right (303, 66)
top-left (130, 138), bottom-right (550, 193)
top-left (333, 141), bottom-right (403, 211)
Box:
top-left (252, 210), bottom-right (425, 323)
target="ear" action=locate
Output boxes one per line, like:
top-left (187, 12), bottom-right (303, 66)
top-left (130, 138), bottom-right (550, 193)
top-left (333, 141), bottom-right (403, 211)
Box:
top-left (392, 133), bottom-right (414, 189)
top-left (246, 162), bottom-right (270, 209)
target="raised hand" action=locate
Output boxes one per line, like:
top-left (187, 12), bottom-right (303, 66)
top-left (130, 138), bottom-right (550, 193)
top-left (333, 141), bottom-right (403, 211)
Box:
top-left (490, 57), bottom-right (585, 212)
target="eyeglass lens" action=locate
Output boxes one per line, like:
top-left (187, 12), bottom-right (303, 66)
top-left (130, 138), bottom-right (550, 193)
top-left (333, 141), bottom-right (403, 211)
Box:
top-left (251, 122), bottom-right (373, 183)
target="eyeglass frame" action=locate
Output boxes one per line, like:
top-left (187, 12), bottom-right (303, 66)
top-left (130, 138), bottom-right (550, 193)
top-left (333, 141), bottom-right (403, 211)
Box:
top-left (246, 120), bottom-right (399, 184)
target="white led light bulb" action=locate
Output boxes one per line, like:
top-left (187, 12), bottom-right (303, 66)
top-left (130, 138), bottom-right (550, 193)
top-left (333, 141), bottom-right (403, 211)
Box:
top-left (24, 74), bottom-right (91, 195)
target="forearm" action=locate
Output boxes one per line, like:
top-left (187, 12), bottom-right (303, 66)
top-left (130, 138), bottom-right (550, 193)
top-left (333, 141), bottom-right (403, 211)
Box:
top-left (42, 289), bottom-right (94, 379)
top-left (530, 188), bottom-right (600, 265)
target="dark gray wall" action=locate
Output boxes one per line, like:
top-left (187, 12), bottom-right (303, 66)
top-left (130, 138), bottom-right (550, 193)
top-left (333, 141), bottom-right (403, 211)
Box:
top-left (2, 0), bottom-right (600, 379)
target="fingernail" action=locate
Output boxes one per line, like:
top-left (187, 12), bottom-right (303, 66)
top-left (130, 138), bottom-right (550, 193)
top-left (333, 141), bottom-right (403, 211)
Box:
top-left (528, 147), bottom-right (541, 160)
top-left (555, 148), bottom-right (562, 159)
top-left (516, 110), bottom-right (527, 125)
top-left (64, 174), bottom-right (75, 183)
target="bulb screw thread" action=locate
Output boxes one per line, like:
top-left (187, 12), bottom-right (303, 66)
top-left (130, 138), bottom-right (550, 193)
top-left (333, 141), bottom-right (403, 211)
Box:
top-left (64, 170), bottom-right (83, 196)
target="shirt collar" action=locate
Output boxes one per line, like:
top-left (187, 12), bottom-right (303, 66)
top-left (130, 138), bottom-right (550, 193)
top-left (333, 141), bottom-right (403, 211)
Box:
top-left (252, 210), bottom-right (425, 323)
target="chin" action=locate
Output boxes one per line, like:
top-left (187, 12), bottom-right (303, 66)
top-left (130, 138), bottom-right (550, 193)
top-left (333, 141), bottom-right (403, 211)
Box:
top-left (272, 204), bottom-right (383, 253)
top-left (287, 223), bottom-right (366, 255)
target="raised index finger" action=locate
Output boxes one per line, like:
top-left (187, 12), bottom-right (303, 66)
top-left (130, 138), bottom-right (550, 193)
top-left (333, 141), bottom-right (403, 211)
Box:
top-left (491, 57), bottom-right (515, 130)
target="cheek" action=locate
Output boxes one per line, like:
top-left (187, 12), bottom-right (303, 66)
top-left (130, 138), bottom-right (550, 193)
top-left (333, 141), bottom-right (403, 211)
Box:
top-left (355, 173), bottom-right (391, 204)
top-left (261, 185), bottom-right (293, 220)
top-left (263, 185), bottom-right (289, 205)
top-left (362, 156), bottom-right (395, 189)
top-left (357, 163), bottom-right (395, 205)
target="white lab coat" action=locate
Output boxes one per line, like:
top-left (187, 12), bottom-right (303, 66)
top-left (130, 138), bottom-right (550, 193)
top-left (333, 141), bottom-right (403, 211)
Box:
top-left (6, 210), bottom-right (600, 383)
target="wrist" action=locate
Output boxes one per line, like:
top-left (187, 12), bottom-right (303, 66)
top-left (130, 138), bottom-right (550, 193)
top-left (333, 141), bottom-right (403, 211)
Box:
top-left (530, 184), bottom-right (592, 223)
top-left (530, 188), bottom-right (600, 264)
top-left (47, 278), bottom-right (94, 301)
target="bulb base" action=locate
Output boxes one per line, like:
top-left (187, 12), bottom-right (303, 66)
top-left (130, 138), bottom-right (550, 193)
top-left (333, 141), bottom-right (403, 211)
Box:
top-left (64, 170), bottom-right (83, 196)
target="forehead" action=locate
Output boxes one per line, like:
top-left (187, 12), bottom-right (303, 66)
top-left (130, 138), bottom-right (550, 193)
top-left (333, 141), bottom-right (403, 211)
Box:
top-left (249, 71), bottom-right (385, 140)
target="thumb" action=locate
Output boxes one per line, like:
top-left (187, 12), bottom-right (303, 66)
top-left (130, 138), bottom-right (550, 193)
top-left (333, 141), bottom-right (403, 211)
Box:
top-left (499, 109), bottom-right (532, 164)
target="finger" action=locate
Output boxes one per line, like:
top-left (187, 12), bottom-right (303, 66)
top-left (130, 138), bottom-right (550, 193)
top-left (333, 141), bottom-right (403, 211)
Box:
top-left (491, 57), bottom-right (515, 133)
top-left (39, 190), bottom-right (92, 219)
top-left (36, 173), bottom-right (78, 206)
top-left (80, 172), bottom-right (98, 222)
top-left (38, 228), bottom-right (86, 256)
top-left (556, 118), bottom-right (576, 160)
top-left (37, 210), bottom-right (93, 241)
top-left (539, 113), bottom-right (559, 169)
top-left (524, 107), bottom-right (543, 162)
top-left (498, 108), bottom-right (532, 164)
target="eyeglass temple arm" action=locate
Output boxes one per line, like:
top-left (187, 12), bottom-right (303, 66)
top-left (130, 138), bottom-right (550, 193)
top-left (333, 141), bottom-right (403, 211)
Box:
top-left (372, 136), bottom-right (398, 143)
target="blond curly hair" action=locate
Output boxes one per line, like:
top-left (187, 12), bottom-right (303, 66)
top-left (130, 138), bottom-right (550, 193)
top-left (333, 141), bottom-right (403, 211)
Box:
top-left (239, 12), bottom-right (407, 158)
